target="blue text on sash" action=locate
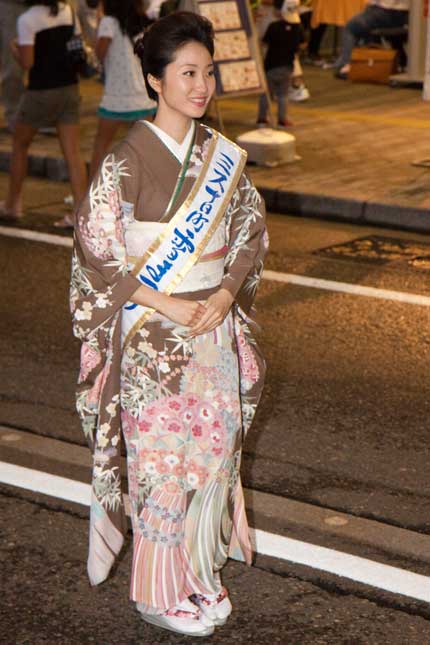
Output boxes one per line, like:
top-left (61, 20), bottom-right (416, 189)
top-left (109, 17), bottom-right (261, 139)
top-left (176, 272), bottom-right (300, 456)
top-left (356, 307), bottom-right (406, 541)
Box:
top-left (124, 151), bottom-right (235, 309)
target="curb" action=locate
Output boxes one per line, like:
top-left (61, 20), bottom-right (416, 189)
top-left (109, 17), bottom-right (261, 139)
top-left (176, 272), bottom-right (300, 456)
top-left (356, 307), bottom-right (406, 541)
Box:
top-left (259, 187), bottom-right (430, 235)
top-left (1, 146), bottom-right (429, 234)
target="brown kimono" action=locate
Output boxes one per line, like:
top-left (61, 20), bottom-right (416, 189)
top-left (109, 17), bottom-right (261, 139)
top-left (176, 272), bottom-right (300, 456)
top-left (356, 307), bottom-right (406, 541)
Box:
top-left (70, 122), bottom-right (268, 612)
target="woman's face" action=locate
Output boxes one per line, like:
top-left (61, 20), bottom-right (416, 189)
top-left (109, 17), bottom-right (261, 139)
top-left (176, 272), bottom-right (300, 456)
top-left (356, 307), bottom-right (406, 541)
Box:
top-left (152, 40), bottom-right (216, 120)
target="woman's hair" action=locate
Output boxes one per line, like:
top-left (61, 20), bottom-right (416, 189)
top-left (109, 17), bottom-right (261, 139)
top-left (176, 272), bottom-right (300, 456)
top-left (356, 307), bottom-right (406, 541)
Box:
top-left (25, 0), bottom-right (59, 16)
top-left (134, 12), bottom-right (215, 102)
top-left (102, 0), bottom-right (151, 39)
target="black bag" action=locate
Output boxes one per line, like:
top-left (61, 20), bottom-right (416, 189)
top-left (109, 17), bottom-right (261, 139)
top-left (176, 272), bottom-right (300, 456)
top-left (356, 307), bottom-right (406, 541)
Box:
top-left (66, 7), bottom-right (87, 72)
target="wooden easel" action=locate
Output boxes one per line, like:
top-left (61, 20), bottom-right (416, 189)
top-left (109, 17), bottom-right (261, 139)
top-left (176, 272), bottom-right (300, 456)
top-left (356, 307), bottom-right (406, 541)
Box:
top-left (197, 0), bottom-right (275, 133)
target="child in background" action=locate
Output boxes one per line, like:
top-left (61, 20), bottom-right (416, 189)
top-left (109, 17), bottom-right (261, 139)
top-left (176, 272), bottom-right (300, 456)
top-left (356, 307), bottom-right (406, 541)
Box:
top-left (257, 0), bottom-right (304, 127)
top-left (88, 0), bottom-right (156, 182)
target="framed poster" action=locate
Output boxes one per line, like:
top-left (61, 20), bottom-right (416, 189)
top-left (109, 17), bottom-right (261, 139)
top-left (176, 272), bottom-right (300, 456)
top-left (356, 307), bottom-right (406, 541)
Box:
top-left (198, 0), bottom-right (267, 99)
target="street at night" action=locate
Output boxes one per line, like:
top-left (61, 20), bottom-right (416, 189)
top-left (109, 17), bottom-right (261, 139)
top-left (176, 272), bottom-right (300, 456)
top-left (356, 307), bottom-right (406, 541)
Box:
top-left (2, 5), bottom-right (430, 636)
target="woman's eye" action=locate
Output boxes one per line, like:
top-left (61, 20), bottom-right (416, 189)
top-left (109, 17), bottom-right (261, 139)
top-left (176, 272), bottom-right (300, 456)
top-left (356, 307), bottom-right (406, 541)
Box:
top-left (184, 70), bottom-right (195, 76)
top-left (208, 69), bottom-right (215, 77)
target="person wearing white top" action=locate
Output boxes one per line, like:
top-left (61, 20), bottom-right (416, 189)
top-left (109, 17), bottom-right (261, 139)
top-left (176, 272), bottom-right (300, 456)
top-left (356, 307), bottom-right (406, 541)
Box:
top-left (335, 0), bottom-right (409, 78)
top-left (88, 0), bottom-right (157, 181)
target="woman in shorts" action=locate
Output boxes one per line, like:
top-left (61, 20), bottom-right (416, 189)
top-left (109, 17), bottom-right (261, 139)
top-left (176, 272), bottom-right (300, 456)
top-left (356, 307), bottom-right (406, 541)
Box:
top-left (1, 0), bottom-right (86, 225)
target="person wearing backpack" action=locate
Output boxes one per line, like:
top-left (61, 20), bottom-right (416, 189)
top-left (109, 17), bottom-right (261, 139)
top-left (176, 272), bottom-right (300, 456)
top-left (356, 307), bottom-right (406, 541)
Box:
top-left (0, 0), bottom-right (86, 222)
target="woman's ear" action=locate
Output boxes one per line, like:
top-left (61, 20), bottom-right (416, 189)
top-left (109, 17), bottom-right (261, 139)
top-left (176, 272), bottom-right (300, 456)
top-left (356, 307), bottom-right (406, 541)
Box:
top-left (147, 73), bottom-right (161, 96)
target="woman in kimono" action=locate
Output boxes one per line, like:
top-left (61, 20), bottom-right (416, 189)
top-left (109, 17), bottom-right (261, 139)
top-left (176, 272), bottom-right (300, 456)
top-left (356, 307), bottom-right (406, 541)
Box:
top-left (71, 11), bottom-right (268, 638)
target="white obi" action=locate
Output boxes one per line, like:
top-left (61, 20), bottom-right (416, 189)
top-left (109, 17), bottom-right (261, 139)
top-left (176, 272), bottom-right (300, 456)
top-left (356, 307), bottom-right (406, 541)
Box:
top-left (124, 220), bottom-right (227, 294)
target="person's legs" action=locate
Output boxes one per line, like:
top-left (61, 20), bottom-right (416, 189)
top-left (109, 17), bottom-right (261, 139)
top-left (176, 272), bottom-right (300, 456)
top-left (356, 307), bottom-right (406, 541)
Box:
top-left (56, 123), bottom-right (87, 210)
top-left (0, 3), bottom-right (25, 130)
top-left (270, 66), bottom-right (291, 124)
top-left (308, 23), bottom-right (327, 59)
top-left (257, 69), bottom-right (277, 123)
top-left (257, 93), bottom-right (269, 123)
top-left (336, 10), bottom-right (370, 69)
top-left (89, 117), bottom-right (123, 183)
top-left (3, 122), bottom-right (37, 215)
top-left (337, 6), bottom-right (408, 71)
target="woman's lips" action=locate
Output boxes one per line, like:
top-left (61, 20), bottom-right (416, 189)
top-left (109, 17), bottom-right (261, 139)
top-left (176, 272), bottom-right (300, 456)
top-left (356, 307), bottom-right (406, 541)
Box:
top-left (190, 97), bottom-right (208, 108)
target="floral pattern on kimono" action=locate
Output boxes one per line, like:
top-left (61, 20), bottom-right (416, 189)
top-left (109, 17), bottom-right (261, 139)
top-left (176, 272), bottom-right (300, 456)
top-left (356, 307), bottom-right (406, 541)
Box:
top-left (70, 123), bottom-right (268, 597)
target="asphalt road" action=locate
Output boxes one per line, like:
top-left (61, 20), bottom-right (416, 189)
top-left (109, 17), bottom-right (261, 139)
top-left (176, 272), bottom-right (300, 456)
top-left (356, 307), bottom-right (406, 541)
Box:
top-left (1, 173), bottom-right (430, 641)
top-left (2, 490), bottom-right (430, 645)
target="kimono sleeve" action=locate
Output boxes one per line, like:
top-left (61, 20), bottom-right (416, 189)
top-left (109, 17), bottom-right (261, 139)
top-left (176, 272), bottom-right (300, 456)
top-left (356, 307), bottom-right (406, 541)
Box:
top-left (70, 143), bottom-right (141, 341)
top-left (220, 172), bottom-right (269, 314)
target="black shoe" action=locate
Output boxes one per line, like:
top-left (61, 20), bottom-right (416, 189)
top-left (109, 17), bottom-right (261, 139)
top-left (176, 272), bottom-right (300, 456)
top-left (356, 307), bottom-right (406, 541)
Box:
top-left (334, 69), bottom-right (348, 80)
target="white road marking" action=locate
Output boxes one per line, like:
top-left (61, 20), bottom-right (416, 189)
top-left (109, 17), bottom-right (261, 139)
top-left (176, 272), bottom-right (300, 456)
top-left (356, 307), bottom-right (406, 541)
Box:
top-left (0, 460), bottom-right (90, 505)
top-left (1, 225), bottom-right (429, 306)
top-left (1, 461), bottom-right (429, 603)
top-left (263, 269), bottom-right (430, 307)
top-left (0, 225), bottom-right (73, 248)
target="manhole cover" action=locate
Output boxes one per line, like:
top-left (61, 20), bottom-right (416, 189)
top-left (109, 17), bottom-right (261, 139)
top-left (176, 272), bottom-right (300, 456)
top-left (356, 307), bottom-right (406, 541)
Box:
top-left (316, 235), bottom-right (430, 271)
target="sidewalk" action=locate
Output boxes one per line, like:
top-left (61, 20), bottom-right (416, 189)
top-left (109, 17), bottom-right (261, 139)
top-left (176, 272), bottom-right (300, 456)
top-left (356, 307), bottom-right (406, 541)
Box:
top-left (1, 67), bottom-right (430, 231)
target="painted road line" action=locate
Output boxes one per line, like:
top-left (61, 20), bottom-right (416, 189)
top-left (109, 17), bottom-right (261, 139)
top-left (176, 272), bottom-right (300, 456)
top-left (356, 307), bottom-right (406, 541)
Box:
top-left (0, 460), bottom-right (90, 505)
top-left (263, 269), bottom-right (430, 307)
top-left (1, 460), bottom-right (430, 603)
top-left (2, 225), bottom-right (430, 307)
top-left (0, 225), bottom-right (73, 248)
top-left (253, 531), bottom-right (430, 604)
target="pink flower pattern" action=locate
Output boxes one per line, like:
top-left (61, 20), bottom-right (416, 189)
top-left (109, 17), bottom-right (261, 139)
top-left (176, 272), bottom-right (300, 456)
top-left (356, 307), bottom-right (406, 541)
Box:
top-left (236, 325), bottom-right (260, 391)
top-left (78, 342), bottom-right (102, 383)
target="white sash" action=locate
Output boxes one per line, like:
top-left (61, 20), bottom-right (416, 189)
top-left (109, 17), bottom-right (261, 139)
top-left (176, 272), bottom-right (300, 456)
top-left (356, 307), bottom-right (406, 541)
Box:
top-left (122, 129), bottom-right (246, 347)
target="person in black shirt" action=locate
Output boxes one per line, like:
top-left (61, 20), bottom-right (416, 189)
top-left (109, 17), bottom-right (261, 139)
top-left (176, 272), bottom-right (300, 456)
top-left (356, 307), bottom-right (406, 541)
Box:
top-left (257, 0), bottom-right (304, 128)
top-left (0, 0), bottom-right (86, 223)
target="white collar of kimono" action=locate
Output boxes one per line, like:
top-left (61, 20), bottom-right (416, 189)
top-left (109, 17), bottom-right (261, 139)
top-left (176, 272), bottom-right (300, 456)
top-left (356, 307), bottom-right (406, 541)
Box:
top-left (143, 120), bottom-right (195, 163)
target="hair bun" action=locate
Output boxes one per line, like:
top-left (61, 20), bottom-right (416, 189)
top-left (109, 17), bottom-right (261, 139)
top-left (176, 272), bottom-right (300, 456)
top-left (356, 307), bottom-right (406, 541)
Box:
top-left (134, 32), bottom-right (147, 58)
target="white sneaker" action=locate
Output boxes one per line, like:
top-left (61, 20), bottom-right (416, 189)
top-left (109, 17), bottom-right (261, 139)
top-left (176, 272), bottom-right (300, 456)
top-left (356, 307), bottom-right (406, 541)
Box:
top-left (288, 85), bottom-right (310, 102)
top-left (190, 587), bottom-right (232, 626)
top-left (137, 597), bottom-right (215, 637)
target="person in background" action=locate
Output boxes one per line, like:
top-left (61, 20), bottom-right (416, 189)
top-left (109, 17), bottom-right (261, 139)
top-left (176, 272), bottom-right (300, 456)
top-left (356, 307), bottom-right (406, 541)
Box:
top-left (257, 0), bottom-right (304, 127)
top-left (300, 0), bottom-right (327, 66)
top-left (76, 0), bottom-right (98, 47)
top-left (0, 0), bottom-right (26, 131)
top-left (87, 0), bottom-right (157, 184)
top-left (335, 0), bottom-right (409, 79)
top-left (0, 0), bottom-right (86, 221)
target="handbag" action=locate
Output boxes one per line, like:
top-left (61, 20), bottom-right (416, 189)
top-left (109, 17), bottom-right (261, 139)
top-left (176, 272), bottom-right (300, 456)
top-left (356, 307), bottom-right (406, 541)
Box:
top-left (66, 7), bottom-right (87, 72)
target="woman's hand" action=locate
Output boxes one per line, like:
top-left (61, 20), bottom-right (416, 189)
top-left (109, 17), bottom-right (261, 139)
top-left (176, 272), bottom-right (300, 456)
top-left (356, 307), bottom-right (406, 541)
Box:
top-left (188, 288), bottom-right (234, 337)
top-left (157, 294), bottom-right (207, 327)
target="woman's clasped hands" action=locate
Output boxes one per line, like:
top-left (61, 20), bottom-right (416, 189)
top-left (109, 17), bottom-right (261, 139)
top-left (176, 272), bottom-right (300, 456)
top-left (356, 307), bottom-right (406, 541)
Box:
top-left (132, 284), bottom-right (234, 336)
top-left (188, 289), bottom-right (234, 337)
top-left (157, 289), bottom-right (234, 337)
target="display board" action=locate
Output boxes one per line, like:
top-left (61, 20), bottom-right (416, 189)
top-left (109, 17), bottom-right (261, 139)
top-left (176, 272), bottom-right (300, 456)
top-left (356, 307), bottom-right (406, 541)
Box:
top-left (197, 0), bottom-right (268, 100)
